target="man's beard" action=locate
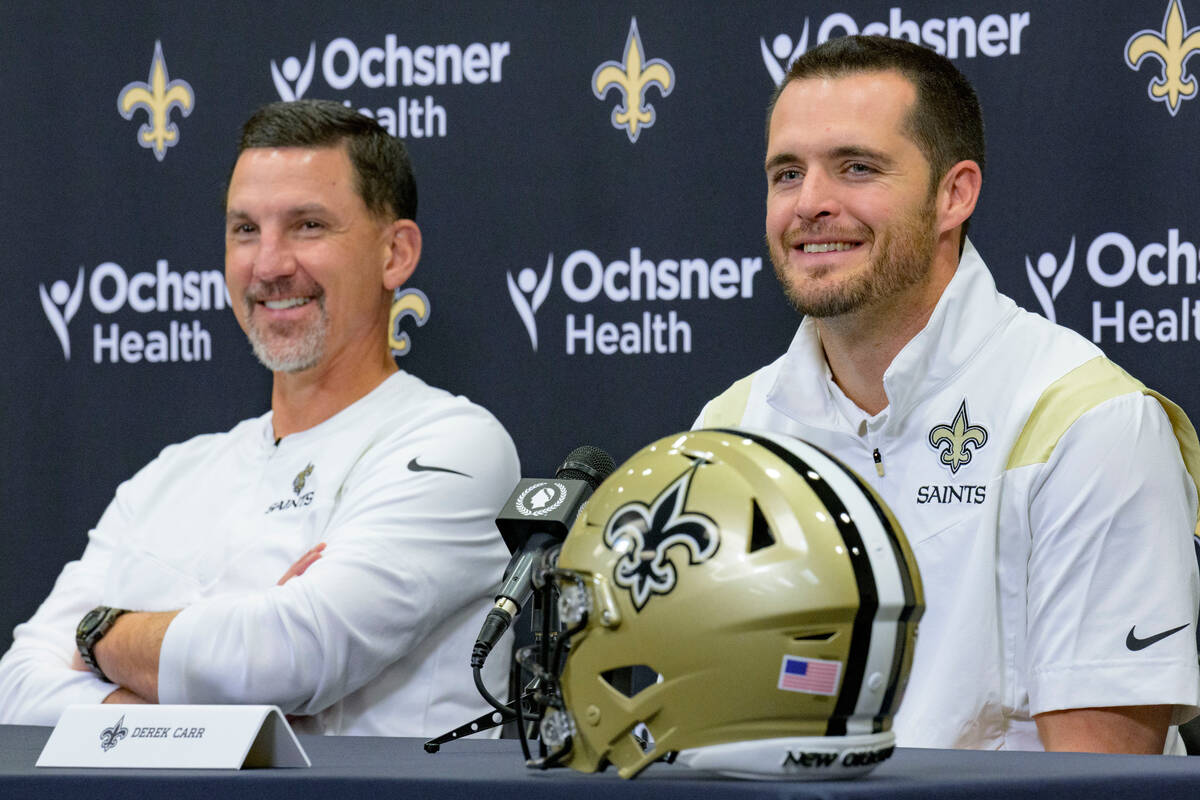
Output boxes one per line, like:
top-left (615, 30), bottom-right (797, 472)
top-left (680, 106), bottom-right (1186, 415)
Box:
top-left (770, 194), bottom-right (937, 318)
top-left (243, 281), bottom-right (329, 373)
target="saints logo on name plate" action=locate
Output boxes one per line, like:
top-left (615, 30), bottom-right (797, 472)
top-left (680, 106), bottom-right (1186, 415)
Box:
top-left (99, 715), bottom-right (128, 753)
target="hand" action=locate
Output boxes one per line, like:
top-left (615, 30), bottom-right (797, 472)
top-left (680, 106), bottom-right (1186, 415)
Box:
top-left (103, 687), bottom-right (150, 704)
top-left (91, 611), bottom-right (177, 704)
top-left (278, 542), bottom-right (326, 585)
top-left (73, 650), bottom-right (149, 703)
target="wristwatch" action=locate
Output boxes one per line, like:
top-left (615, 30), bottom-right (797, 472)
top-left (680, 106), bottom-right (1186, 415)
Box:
top-left (76, 606), bottom-right (129, 682)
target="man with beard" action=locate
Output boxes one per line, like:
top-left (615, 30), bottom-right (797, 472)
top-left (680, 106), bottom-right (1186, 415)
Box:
top-left (696, 36), bottom-right (1200, 753)
top-left (0, 100), bottom-right (519, 736)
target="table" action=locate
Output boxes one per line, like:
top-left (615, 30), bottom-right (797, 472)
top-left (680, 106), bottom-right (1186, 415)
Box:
top-left (3, 724), bottom-right (1200, 799)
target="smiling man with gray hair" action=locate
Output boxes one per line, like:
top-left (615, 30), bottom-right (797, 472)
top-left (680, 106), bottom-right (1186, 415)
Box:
top-left (0, 100), bottom-right (519, 736)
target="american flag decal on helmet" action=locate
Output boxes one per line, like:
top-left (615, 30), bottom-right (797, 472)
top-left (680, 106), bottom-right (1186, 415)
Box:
top-left (779, 655), bottom-right (842, 696)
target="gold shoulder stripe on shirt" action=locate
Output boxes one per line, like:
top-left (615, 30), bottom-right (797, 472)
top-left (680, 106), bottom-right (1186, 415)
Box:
top-left (1006, 355), bottom-right (1200, 534)
top-left (1149, 390), bottom-right (1200, 538)
top-left (701, 373), bottom-right (756, 428)
top-left (1006, 356), bottom-right (1142, 470)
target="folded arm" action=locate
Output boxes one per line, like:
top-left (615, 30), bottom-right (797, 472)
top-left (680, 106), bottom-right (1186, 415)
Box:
top-left (152, 413), bottom-right (516, 715)
top-left (91, 543), bottom-right (327, 702)
top-left (0, 410), bottom-right (516, 723)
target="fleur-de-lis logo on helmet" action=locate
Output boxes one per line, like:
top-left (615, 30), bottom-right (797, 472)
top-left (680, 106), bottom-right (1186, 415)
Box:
top-left (99, 714), bottom-right (128, 752)
top-left (117, 40), bottom-right (195, 160)
top-left (592, 18), bottom-right (675, 143)
top-left (1126, 0), bottom-right (1200, 115)
top-left (928, 401), bottom-right (988, 475)
top-left (603, 466), bottom-right (719, 611)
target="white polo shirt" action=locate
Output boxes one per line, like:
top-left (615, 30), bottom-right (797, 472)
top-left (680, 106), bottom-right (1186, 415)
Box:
top-left (697, 242), bottom-right (1200, 750)
top-left (0, 370), bottom-right (519, 736)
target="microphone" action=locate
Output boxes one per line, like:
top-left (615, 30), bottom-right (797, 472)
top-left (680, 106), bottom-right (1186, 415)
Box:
top-left (473, 446), bottom-right (616, 666)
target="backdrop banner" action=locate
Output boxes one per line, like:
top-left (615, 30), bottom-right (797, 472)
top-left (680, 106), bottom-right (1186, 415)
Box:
top-left (2, 1), bottom-right (1197, 653)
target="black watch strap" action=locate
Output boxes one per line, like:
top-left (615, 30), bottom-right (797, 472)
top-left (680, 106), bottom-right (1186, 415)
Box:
top-left (76, 606), bottom-right (129, 683)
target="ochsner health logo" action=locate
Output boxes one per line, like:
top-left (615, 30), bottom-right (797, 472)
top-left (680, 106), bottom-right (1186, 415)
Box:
top-left (38, 260), bottom-right (227, 364)
top-left (271, 43), bottom-right (317, 101)
top-left (507, 257), bottom-right (554, 351)
top-left (760, 8), bottom-right (1031, 84)
top-left (1025, 238), bottom-right (1075, 323)
top-left (1026, 229), bottom-right (1200, 344)
top-left (507, 247), bottom-right (763, 356)
top-left (39, 268), bottom-right (86, 359)
top-left (267, 34), bottom-right (511, 139)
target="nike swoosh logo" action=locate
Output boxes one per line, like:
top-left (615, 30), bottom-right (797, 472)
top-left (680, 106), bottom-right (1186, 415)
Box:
top-left (407, 457), bottom-right (470, 478)
top-left (1126, 623), bottom-right (1189, 651)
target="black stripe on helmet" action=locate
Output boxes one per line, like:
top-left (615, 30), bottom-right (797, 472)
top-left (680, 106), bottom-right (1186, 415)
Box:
top-left (715, 429), bottom-right (877, 736)
top-left (816, 454), bottom-right (922, 728)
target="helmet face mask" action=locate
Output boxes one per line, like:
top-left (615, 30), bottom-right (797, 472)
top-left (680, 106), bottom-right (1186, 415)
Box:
top-left (511, 569), bottom-right (591, 769)
top-left (517, 429), bottom-right (923, 780)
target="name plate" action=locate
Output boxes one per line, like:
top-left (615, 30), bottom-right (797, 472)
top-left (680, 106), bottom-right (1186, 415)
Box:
top-left (36, 704), bottom-right (310, 769)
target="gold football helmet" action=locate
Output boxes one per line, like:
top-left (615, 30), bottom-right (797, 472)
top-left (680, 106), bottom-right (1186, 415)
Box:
top-left (519, 429), bottom-right (923, 779)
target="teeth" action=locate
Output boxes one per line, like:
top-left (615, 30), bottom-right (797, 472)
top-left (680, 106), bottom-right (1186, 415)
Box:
top-left (802, 242), bottom-right (856, 253)
top-left (263, 297), bottom-right (311, 310)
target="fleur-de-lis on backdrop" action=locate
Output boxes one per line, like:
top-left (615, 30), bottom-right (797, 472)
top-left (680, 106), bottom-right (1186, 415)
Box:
top-left (1126, 0), bottom-right (1200, 115)
top-left (117, 40), bottom-right (195, 160)
top-left (592, 18), bottom-right (675, 142)
top-left (388, 288), bottom-right (430, 356)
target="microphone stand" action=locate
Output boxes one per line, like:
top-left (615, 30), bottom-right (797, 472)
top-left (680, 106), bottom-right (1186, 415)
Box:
top-left (421, 686), bottom-right (533, 753)
top-left (424, 577), bottom-right (561, 754)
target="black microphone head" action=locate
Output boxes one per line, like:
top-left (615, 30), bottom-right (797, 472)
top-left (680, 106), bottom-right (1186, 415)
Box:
top-left (556, 445), bottom-right (616, 490)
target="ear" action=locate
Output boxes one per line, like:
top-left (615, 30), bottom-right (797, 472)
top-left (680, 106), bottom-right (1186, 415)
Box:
top-left (935, 160), bottom-right (982, 238)
top-left (382, 219), bottom-right (422, 291)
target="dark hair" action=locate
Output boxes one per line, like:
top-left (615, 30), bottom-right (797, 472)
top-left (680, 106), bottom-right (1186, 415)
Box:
top-left (769, 36), bottom-right (984, 239)
top-left (232, 99), bottom-right (417, 221)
